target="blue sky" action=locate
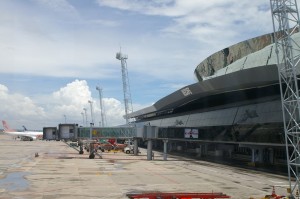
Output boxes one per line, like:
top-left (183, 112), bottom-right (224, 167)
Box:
top-left (0, 0), bottom-right (281, 129)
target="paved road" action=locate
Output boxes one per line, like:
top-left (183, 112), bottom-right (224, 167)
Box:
top-left (0, 134), bottom-right (290, 199)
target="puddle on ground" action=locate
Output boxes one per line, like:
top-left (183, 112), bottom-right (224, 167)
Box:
top-left (0, 172), bottom-right (30, 191)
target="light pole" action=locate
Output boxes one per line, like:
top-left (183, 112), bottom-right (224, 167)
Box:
top-left (83, 108), bottom-right (88, 127)
top-left (116, 50), bottom-right (133, 124)
top-left (81, 112), bottom-right (84, 126)
top-left (96, 86), bottom-right (105, 127)
top-left (64, 115), bottom-right (66, 123)
top-left (88, 100), bottom-right (94, 126)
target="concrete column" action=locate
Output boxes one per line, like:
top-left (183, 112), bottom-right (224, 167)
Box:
top-left (228, 149), bottom-right (233, 158)
top-left (89, 124), bottom-right (93, 140)
top-left (258, 148), bottom-right (263, 162)
top-left (203, 144), bottom-right (208, 156)
top-left (251, 148), bottom-right (255, 163)
top-left (163, 139), bottom-right (168, 161)
top-left (269, 148), bottom-right (274, 164)
top-left (251, 147), bottom-right (263, 163)
top-left (196, 145), bottom-right (202, 157)
top-left (147, 140), bottom-right (153, 160)
top-left (133, 138), bottom-right (138, 156)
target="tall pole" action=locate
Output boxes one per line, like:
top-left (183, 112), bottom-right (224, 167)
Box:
top-left (83, 108), bottom-right (88, 127)
top-left (88, 100), bottom-right (94, 126)
top-left (81, 112), bottom-right (84, 126)
top-left (96, 86), bottom-right (106, 127)
top-left (116, 50), bottom-right (133, 124)
top-left (64, 115), bottom-right (66, 123)
top-left (270, 0), bottom-right (300, 197)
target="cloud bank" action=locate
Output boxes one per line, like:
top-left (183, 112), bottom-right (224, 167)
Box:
top-left (0, 80), bottom-right (129, 129)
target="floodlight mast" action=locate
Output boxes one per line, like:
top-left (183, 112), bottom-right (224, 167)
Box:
top-left (270, 0), bottom-right (300, 197)
top-left (81, 112), bottom-right (84, 126)
top-left (83, 108), bottom-right (88, 127)
top-left (116, 51), bottom-right (133, 124)
top-left (88, 100), bottom-right (94, 126)
top-left (96, 86), bottom-right (106, 127)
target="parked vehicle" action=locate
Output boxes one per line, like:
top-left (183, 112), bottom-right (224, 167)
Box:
top-left (98, 143), bottom-right (114, 152)
top-left (123, 145), bottom-right (139, 154)
top-left (98, 142), bottom-right (128, 152)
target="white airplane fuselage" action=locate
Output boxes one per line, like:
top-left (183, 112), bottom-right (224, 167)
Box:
top-left (2, 121), bottom-right (43, 141)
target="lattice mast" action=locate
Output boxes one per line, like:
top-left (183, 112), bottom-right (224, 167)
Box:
top-left (116, 50), bottom-right (133, 124)
top-left (96, 86), bottom-right (106, 127)
top-left (270, 0), bottom-right (300, 196)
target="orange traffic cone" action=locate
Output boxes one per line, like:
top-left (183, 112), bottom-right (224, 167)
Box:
top-left (272, 186), bottom-right (276, 197)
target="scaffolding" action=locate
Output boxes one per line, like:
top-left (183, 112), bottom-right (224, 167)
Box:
top-left (270, 0), bottom-right (300, 197)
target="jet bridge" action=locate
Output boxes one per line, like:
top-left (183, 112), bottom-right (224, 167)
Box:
top-left (77, 126), bottom-right (136, 139)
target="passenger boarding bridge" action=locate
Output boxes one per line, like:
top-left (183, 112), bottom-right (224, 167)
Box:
top-left (77, 126), bottom-right (136, 139)
top-left (43, 123), bottom-right (287, 170)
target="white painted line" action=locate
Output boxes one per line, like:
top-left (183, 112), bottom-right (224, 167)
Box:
top-left (269, 180), bottom-right (284, 184)
top-left (273, 184), bottom-right (290, 187)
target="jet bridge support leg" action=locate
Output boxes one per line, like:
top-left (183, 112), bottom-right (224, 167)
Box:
top-left (147, 139), bottom-right (153, 160)
top-left (133, 138), bottom-right (138, 156)
top-left (89, 142), bottom-right (95, 159)
top-left (163, 139), bottom-right (168, 161)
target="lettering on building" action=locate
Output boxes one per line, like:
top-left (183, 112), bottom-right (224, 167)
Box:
top-left (181, 87), bottom-right (192, 96)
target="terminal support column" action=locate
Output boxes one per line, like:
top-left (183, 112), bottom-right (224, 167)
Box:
top-left (269, 148), bottom-right (274, 164)
top-left (203, 144), bottom-right (208, 156)
top-left (251, 147), bottom-right (263, 163)
top-left (89, 123), bottom-right (93, 140)
top-left (133, 138), bottom-right (138, 156)
top-left (240, 144), bottom-right (264, 164)
top-left (147, 139), bottom-right (153, 160)
top-left (163, 139), bottom-right (168, 161)
top-left (196, 145), bottom-right (202, 158)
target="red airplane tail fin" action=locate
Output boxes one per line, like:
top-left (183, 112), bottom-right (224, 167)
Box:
top-left (2, 120), bottom-right (14, 132)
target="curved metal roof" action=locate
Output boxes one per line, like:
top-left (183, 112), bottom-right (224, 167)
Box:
top-left (127, 64), bottom-right (279, 119)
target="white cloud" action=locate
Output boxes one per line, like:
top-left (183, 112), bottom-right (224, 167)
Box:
top-left (102, 98), bottom-right (125, 126)
top-left (87, 19), bottom-right (120, 27)
top-left (96, 0), bottom-right (184, 16)
top-left (97, 0), bottom-right (272, 46)
top-left (33, 0), bottom-right (80, 18)
top-left (0, 84), bottom-right (46, 129)
top-left (0, 80), bottom-right (131, 129)
top-left (48, 79), bottom-right (128, 127)
top-left (52, 80), bottom-right (91, 105)
top-left (0, 0), bottom-right (275, 85)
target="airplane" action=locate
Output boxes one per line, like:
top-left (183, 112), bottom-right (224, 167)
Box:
top-left (2, 120), bottom-right (43, 141)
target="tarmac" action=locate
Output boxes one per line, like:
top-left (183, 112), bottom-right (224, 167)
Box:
top-left (0, 133), bottom-right (291, 199)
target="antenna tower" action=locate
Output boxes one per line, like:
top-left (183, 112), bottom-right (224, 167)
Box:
top-left (116, 50), bottom-right (133, 124)
top-left (270, 0), bottom-right (300, 196)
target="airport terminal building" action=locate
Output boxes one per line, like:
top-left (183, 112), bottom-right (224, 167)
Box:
top-left (127, 31), bottom-right (300, 168)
